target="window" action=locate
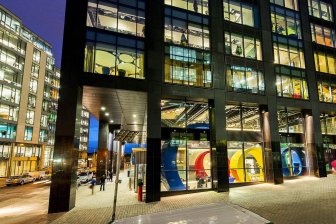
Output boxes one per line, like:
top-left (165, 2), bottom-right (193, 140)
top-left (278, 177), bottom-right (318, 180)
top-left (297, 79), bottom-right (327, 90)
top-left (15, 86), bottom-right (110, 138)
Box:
top-left (226, 65), bottom-right (264, 94)
top-left (0, 65), bottom-right (22, 86)
top-left (317, 76), bottom-right (336, 103)
top-left (273, 35), bottom-right (305, 68)
top-left (87, 0), bottom-right (145, 37)
top-left (271, 5), bottom-right (301, 39)
top-left (85, 31), bottom-right (144, 79)
top-left (0, 46), bottom-right (24, 70)
top-left (314, 51), bottom-right (336, 75)
top-left (164, 45), bottom-right (211, 87)
top-left (0, 103), bottom-right (19, 121)
top-left (24, 127), bottom-right (33, 141)
top-left (39, 130), bottom-right (48, 142)
top-left (275, 66), bottom-right (308, 99)
top-left (29, 78), bottom-right (38, 94)
top-left (28, 94), bottom-right (36, 108)
top-left (26, 110), bottom-right (35, 125)
top-left (46, 57), bottom-right (54, 70)
top-left (311, 23), bottom-right (336, 48)
top-left (31, 63), bottom-right (39, 78)
top-left (278, 108), bottom-right (304, 133)
top-left (223, 0), bottom-right (258, 27)
top-left (270, 0), bottom-right (298, 11)
top-left (225, 32), bottom-right (262, 60)
top-left (0, 84), bottom-right (20, 104)
top-left (165, 7), bottom-right (209, 50)
top-left (165, 0), bottom-right (209, 15)
top-left (0, 29), bottom-right (26, 55)
top-left (32, 49), bottom-right (41, 63)
top-left (41, 115), bottom-right (48, 128)
top-left (0, 122), bottom-right (16, 139)
top-left (308, 0), bottom-right (333, 21)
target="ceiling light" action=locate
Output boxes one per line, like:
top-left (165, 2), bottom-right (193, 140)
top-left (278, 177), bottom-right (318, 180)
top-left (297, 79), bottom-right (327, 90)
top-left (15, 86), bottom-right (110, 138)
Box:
top-left (105, 112), bottom-right (109, 116)
top-left (133, 114), bottom-right (137, 118)
top-left (110, 120), bottom-right (114, 123)
top-left (101, 107), bottom-right (106, 111)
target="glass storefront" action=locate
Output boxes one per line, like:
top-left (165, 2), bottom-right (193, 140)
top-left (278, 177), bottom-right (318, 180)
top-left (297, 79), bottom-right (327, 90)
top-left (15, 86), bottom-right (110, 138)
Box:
top-left (161, 100), bottom-right (211, 191)
top-left (228, 141), bottom-right (264, 183)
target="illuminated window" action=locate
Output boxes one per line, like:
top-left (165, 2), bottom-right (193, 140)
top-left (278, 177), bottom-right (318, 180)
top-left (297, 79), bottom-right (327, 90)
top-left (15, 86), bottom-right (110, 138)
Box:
top-left (33, 49), bottom-right (41, 63)
top-left (273, 36), bottom-right (305, 68)
top-left (85, 31), bottom-right (144, 79)
top-left (275, 66), bottom-right (308, 99)
top-left (165, 0), bottom-right (209, 15)
top-left (314, 51), bottom-right (336, 75)
top-left (226, 65), bottom-right (264, 94)
top-left (311, 23), bottom-right (336, 48)
top-left (225, 32), bottom-right (262, 60)
top-left (164, 46), bottom-right (211, 87)
top-left (29, 78), bottom-right (38, 94)
top-left (317, 77), bottom-right (336, 103)
top-left (87, 0), bottom-right (145, 37)
top-left (278, 108), bottom-right (304, 133)
top-left (271, 5), bottom-right (302, 39)
top-left (26, 110), bottom-right (35, 125)
top-left (270, 0), bottom-right (299, 10)
top-left (165, 7), bottom-right (209, 50)
top-left (223, 0), bottom-right (258, 27)
top-left (0, 122), bottom-right (16, 139)
top-left (24, 126), bottom-right (33, 141)
top-left (308, 0), bottom-right (333, 21)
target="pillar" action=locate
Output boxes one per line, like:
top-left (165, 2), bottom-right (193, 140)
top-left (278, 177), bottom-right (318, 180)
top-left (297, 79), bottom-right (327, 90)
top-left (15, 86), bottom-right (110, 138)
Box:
top-left (48, 0), bottom-right (87, 213)
top-left (96, 121), bottom-right (109, 182)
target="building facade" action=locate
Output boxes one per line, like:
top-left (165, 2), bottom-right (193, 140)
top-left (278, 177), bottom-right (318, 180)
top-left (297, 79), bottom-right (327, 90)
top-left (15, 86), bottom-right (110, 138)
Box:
top-left (49, 0), bottom-right (336, 212)
top-left (0, 6), bottom-right (59, 177)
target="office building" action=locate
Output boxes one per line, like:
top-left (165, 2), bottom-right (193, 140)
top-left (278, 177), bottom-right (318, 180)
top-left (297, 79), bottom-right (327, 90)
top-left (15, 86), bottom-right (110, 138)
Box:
top-left (49, 0), bottom-right (336, 213)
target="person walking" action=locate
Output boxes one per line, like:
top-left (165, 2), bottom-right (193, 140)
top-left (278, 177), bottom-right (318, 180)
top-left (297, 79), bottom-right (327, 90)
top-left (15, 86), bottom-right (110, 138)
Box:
top-left (90, 177), bottom-right (96, 195)
top-left (100, 174), bottom-right (106, 191)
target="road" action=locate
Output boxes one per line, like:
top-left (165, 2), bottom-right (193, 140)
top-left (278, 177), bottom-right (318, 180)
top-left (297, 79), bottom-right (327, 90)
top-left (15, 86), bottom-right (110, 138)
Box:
top-left (0, 180), bottom-right (54, 224)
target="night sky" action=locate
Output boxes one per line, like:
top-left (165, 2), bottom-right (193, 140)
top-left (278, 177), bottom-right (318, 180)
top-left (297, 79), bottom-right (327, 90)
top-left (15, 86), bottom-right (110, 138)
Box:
top-left (0, 0), bottom-right (66, 68)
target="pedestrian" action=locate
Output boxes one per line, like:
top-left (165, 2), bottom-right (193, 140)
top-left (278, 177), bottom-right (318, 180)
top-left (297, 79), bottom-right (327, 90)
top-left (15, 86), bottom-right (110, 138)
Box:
top-left (109, 171), bottom-right (113, 181)
top-left (100, 174), bottom-right (106, 191)
top-left (90, 177), bottom-right (96, 195)
top-left (107, 171), bottom-right (111, 181)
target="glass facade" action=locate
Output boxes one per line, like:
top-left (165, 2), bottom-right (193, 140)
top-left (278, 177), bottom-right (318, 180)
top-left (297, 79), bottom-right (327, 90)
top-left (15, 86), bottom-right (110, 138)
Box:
top-left (270, 0), bottom-right (298, 11)
top-left (161, 100), bottom-right (211, 191)
top-left (165, 0), bottom-right (209, 15)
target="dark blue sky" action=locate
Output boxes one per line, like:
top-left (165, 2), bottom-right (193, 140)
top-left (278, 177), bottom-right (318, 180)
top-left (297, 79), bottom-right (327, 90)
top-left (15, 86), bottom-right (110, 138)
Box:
top-left (0, 0), bottom-right (66, 67)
